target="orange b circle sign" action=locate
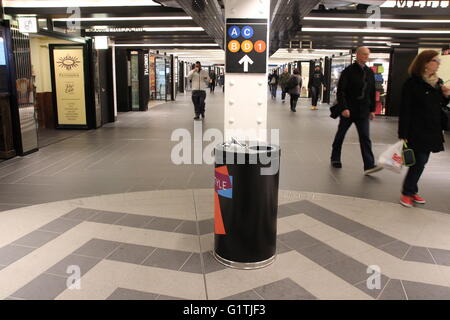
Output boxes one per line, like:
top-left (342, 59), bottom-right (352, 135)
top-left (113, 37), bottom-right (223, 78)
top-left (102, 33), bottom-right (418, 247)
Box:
top-left (254, 40), bottom-right (266, 53)
top-left (228, 40), bottom-right (240, 53)
top-left (241, 40), bottom-right (253, 53)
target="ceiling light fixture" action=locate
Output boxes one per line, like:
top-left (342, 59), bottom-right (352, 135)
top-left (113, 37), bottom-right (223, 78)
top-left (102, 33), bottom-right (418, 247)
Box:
top-left (304, 17), bottom-right (450, 23)
top-left (302, 27), bottom-right (450, 34)
top-left (53, 16), bottom-right (192, 22)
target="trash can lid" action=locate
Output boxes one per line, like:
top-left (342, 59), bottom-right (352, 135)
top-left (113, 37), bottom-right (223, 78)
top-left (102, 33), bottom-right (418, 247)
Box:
top-left (215, 140), bottom-right (280, 155)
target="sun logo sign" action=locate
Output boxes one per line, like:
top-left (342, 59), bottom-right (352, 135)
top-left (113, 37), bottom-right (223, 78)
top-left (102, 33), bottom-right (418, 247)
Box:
top-left (57, 55), bottom-right (81, 71)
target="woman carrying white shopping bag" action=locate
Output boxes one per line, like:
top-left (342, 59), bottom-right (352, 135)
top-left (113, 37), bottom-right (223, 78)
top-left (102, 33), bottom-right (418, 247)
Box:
top-left (398, 50), bottom-right (450, 208)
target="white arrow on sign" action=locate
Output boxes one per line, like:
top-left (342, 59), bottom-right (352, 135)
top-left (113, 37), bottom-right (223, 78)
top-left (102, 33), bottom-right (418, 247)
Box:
top-left (238, 55), bottom-right (254, 72)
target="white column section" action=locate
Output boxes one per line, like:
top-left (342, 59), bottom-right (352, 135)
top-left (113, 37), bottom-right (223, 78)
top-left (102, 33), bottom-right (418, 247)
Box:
top-left (224, 0), bottom-right (270, 142)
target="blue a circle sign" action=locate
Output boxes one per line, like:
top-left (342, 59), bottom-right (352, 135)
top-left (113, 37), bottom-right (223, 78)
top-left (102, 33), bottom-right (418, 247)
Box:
top-left (241, 26), bottom-right (254, 39)
top-left (228, 26), bottom-right (240, 39)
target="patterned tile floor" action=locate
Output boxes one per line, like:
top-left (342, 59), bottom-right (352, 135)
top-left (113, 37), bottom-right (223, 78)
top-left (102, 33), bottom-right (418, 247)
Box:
top-left (2, 189), bottom-right (450, 300)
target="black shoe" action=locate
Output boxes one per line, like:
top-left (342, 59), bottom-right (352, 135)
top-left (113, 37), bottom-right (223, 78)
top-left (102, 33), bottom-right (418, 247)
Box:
top-left (331, 161), bottom-right (342, 168)
top-left (193, 116), bottom-right (200, 120)
top-left (201, 113), bottom-right (205, 119)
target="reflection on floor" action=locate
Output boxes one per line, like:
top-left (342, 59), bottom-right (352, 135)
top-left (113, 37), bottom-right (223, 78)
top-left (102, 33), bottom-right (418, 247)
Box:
top-left (38, 128), bottom-right (85, 149)
top-left (1, 189), bottom-right (450, 300)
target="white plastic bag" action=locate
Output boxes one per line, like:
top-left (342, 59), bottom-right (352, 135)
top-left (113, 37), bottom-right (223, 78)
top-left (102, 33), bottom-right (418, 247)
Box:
top-left (378, 141), bottom-right (404, 173)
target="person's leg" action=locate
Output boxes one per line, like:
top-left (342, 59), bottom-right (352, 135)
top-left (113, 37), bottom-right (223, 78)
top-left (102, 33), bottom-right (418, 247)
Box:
top-left (192, 91), bottom-right (200, 118)
top-left (289, 94), bottom-right (294, 111)
top-left (312, 86), bottom-right (319, 107)
top-left (292, 94), bottom-right (299, 111)
top-left (281, 87), bottom-right (286, 101)
top-left (199, 91), bottom-right (206, 117)
top-left (331, 117), bottom-right (353, 163)
top-left (402, 151), bottom-right (431, 196)
top-left (272, 85), bottom-right (277, 98)
top-left (310, 87), bottom-right (317, 109)
top-left (354, 117), bottom-right (375, 170)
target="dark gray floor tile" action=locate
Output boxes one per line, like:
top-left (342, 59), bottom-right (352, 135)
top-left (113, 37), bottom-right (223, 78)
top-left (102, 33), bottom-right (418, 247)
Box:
top-left (174, 220), bottom-right (197, 235)
top-left (60, 208), bottom-right (99, 221)
top-left (45, 254), bottom-right (101, 277)
top-left (198, 219), bottom-right (214, 235)
top-left (354, 273), bottom-right (390, 299)
top-left (11, 274), bottom-right (69, 300)
top-left (379, 241), bottom-right (411, 259)
top-left (403, 246), bottom-right (435, 264)
top-left (222, 290), bottom-right (263, 300)
top-left (143, 217), bottom-right (184, 232)
top-left (297, 243), bottom-right (349, 267)
top-left (114, 214), bottom-right (153, 228)
top-left (12, 230), bottom-right (60, 248)
top-left (38, 218), bottom-right (82, 234)
top-left (324, 258), bottom-right (370, 285)
top-left (106, 243), bottom-right (155, 265)
top-left (179, 252), bottom-right (202, 274)
top-left (141, 248), bottom-right (191, 271)
top-left (276, 240), bottom-right (293, 254)
top-left (277, 230), bottom-right (320, 251)
top-left (254, 278), bottom-right (316, 300)
top-left (86, 210), bottom-right (126, 224)
top-left (0, 245), bottom-right (35, 265)
top-left (285, 200), bottom-right (308, 214)
top-left (277, 204), bottom-right (299, 218)
top-left (72, 239), bottom-right (121, 258)
top-left (378, 279), bottom-right (407, 300)
top-left (428, 248), bottom-right (450, 267)
top-left (202, 251), bottom-right (228, 274)
top-left (107, 288), bottom-right (158, 300)
top-left (402, 280), bottom-right (450, 300)
top-left (352, 228), bottom-right (397, 248)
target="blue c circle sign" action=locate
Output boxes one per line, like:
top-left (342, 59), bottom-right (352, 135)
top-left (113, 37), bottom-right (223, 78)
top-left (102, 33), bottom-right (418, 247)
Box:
top-left (241, 26), bottom-right (254, 39)
top-left (228, 26), bottom-right (240, 39)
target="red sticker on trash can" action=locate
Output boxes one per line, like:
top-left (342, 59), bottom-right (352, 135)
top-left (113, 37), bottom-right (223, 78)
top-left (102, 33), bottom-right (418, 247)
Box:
top-left (214, 166), bottom-right (233, 235)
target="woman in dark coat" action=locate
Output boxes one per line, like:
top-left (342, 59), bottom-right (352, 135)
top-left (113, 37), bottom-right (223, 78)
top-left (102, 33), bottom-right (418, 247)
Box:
top-left (398, 50), bottom-right (450, 208)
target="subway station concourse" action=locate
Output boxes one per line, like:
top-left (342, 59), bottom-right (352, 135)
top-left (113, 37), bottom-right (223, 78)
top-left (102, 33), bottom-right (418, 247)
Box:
top-left (0, 0), bottom-right (449, 304)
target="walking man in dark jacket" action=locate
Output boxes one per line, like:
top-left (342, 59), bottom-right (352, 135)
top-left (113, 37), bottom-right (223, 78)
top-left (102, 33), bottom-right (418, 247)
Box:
top-left (330, 47), bottom-right (383, 175)
top-left (309, 65), bottom-right (326, 110)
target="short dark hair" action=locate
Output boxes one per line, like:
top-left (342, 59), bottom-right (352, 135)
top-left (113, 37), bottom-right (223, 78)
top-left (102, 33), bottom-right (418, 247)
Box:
top-left (408, 50), bottom-right (439, 77)
top-left (293, 68), bottom-right (300, 75)
top-left (195, 61), bottom-right (201, 65)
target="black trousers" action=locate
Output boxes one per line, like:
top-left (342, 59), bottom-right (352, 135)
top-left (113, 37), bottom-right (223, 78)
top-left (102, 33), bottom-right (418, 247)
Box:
top-left (281, 87), bottom-right (287, 100)
top-left (210, 82), bottom-right (216, 93)
top-left (290, 93), bottom-right (300, 110)
top-left (331, 116), bottom-right (375, 170)
top-left (310, 86), bottom-right (320, 106)
top-left (402, 151), bottom-right (430, 196)
top-left (192, 90), bottom-right (206, 116)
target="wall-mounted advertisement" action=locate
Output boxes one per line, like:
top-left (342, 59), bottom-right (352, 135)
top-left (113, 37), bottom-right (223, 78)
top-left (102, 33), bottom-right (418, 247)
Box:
top-left (52, 47), bottom-right (87, 126)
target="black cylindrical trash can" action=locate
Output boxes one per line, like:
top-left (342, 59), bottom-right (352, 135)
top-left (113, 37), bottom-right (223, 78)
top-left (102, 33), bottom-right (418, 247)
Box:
top-left (213, 141), bottom-right (281, 269)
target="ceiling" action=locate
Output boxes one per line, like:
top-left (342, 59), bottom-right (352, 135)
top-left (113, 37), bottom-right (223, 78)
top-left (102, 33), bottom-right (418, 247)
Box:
top-left (2, 0), bottom-right (450, 57)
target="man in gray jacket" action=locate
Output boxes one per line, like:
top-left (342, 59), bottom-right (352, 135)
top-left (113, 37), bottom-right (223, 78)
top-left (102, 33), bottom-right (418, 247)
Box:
top-left (187, 61), bottom-right (210, 120)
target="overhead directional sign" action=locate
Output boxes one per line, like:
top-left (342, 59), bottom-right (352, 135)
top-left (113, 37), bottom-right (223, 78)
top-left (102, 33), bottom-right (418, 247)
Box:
top-left (226, 19), bottom-right (267, 73)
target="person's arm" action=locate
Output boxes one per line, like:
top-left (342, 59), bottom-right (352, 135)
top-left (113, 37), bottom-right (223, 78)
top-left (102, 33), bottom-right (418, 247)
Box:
top-left (398, 80), bottom-right (413, 140)
top-left (337, 68), bottom-right (349, 110)
top-left (369, 70), bottom-right (376, 113)
top-left (187, 69), bottom-right (195, 81)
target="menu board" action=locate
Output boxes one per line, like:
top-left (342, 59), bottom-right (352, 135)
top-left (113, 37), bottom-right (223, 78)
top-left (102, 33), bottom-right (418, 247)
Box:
top-left (52, 47), bottom-right (87, 126)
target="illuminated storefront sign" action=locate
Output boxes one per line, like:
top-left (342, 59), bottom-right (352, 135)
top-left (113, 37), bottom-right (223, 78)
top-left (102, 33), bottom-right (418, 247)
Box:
top-left (52, 48), bottom-right (87, 126)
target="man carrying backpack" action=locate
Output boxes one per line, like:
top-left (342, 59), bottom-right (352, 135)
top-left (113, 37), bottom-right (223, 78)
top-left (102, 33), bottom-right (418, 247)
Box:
top-left (286, 69), bottom-right (302, 112)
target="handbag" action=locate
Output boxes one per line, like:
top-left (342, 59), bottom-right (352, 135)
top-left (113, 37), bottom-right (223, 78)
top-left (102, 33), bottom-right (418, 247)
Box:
top-left (402, 141), bottom-right (415, 167)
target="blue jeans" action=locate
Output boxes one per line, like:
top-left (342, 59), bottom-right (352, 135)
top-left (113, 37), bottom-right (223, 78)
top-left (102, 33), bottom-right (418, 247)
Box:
top-left (270, 84), bottom-right (277, 98)
top-left (402, 151), bottom-right (430, 196)
top-left (331, 116), bottom-right (375, 170)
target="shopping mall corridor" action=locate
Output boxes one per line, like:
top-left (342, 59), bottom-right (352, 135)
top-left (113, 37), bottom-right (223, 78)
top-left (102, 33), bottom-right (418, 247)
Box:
top-left (2, 90), bottom-right (450, 300)
top-left (0, 90), bottom-right (448, 213)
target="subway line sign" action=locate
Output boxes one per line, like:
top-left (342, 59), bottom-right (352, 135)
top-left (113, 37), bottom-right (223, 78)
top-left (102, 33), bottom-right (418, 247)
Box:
top-left (225, 19), bottom-right (267, 73)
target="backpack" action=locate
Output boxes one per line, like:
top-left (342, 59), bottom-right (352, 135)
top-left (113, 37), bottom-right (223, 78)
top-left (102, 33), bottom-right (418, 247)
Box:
top-left (286, 76), bottom-right (299, 89)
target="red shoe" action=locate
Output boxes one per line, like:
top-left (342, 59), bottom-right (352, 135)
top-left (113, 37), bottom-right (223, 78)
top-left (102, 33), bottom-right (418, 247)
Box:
top-left (400, 195), bottom-right (414, 208)
top-left (412, 194), bottom-right (426, 204)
